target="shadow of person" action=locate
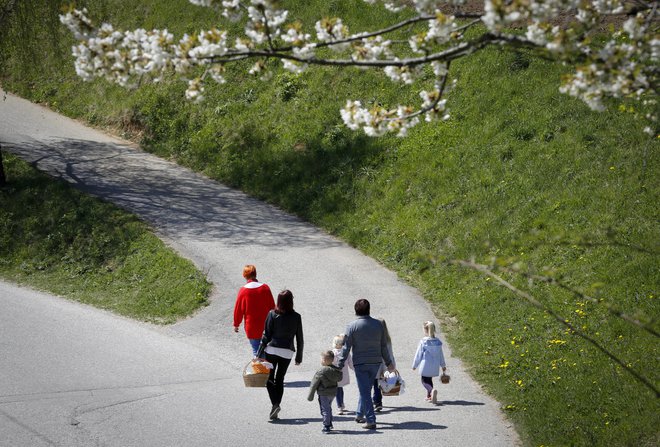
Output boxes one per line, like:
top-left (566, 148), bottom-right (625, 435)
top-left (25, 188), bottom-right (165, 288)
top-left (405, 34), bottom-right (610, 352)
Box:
top-left (382, 405), bottom-right (441, 414)
top-left (438, 400), bottom-right (485, 406)
top-left (284, 380), bottom-right (311, 388)
top-left (268, 417), bottom-right (313, 425)
top-left (376, 420), bottom-right (448, 430)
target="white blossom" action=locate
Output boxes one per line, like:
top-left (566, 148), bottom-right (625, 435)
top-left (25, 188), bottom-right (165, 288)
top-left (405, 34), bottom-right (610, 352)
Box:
top-left (185, 78), bottom-right (205, 103)
top-left (282, 59), bottom-right (307, 74)
top-left (315, 18), bottom-right (350, 51)
top-left (61, 2), bottom-right (658, 137)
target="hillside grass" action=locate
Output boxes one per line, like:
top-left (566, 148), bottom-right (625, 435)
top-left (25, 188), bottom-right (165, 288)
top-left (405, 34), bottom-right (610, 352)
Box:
top-left (1, 1), bottom-right (658, 445)
top-left (0, 153), bottom-right (211, 323)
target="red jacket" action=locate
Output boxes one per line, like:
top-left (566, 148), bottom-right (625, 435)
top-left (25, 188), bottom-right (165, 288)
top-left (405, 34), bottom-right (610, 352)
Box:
top-left (233, 280), bottom-right (275, 339)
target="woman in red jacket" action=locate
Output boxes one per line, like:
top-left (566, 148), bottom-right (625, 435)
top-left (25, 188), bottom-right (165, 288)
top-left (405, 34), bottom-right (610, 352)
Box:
top-left (233, 265), bottom-right (275, 356)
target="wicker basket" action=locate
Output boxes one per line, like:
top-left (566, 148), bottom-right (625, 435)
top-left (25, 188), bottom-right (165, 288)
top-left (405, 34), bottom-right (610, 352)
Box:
top-left (440, 373), bottom-right (450, 384)
top-left (243, 360), bottom-right (269, 387)
top-left (379, 370), bottom-right (402, 396)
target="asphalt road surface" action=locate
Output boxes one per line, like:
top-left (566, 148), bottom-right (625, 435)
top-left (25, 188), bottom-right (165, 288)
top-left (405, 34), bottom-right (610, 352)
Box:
top-left (0, 91), bottom-right (520, 446)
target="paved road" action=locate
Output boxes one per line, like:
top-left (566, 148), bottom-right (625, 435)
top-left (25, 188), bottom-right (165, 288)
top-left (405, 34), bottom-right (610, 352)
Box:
top-left (0, 91), bottom-right (520, 446)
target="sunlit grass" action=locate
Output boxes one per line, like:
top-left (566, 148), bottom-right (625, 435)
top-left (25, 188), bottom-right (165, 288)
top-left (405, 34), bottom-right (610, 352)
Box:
top-left (1, 1), bottom-right (658, 445)
top-left (0, 155), bottom-right (211, 323)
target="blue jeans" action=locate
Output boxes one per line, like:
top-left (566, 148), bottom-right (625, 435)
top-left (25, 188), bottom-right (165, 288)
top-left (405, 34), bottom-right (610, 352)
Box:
top-left (318, 395), bottom-right (334, 428)
top-left (354, 363), bottom-right (381, 423)
top-left (336, 387), bottom-right (344, 408)
top-left (249, 338), bottom-right (261, 357)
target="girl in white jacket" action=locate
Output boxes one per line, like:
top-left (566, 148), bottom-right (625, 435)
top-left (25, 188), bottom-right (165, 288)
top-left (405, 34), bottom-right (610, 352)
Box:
top-left (411, 321), bottom-right (447, 404)
top-left (332, 334), bottom-right (353, 414)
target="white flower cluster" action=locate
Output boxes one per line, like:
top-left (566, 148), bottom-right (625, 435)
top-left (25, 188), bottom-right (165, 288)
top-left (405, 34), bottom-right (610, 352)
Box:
top-left (59, 8), bottom-right (94, 40)
top-left (221, 0), bottom-right (243, 22)
top-left (188, 29), bottom-right (228, 60)
top-left (384, 64), bottom-right (423, 84)
top-left (315, 18), bottom-right (350, 51)
top-left (245, 2), bottom-right (288, 44)
top-left (341, 100), bottom-right (421, 137)
top-left (482, 0), bottom-right (586, 32)
top-left (189, 0), bottom-right (215, 7)
top-left (352, 36), bottom-right (393, 61)
top-left (410, 12), bottom-right (458, 54)
top-left (281, 22), bottom-right (314, 71)
top-left (61, 1), bottom-right (657, 138)
top-left (560, 13), bottom-right (657, 115)
top-left (363, 0), bottom-right (467, 14)
top-left (65, 20), bottom-right (176, 86)
top-left (420, 89), bottom-right (449, 122)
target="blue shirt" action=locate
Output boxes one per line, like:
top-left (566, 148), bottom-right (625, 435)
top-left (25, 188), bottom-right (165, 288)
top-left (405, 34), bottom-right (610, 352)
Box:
top-left (339, 316), bottom-right (393, 368)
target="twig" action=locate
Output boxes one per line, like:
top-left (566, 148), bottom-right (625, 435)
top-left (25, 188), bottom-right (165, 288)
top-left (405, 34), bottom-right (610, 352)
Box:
top-left (453, 259), bottom-right (659, 397)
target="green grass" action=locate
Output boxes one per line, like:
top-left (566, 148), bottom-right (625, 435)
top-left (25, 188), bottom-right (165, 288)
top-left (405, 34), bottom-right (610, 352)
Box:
top-left (1, 1), bottom-right (658, 445)
top-left (0, 154), bottom-right (211, 323)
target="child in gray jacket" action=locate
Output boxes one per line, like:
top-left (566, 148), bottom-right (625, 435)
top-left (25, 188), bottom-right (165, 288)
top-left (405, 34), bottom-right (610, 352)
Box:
top-left (308, 351), bottom-right (343, 433)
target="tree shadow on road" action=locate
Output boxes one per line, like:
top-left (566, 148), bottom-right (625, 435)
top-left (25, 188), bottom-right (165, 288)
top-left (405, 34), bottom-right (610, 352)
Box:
top-left (2, 139), bottom-right (344, 248)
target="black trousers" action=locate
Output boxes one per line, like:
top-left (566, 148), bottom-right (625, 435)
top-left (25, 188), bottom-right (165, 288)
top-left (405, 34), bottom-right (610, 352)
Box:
top-left (265, 353), bottom-right (292, 406)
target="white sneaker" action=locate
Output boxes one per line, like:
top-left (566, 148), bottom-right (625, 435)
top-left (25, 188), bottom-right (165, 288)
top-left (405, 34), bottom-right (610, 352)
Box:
top-left (431, 389), bottom-right (438, 404)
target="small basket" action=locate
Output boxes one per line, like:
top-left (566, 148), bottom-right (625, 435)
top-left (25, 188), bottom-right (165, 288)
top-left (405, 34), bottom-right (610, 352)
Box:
top-left (243, 360), bottom-right (269, 387)
top-left (440, 373), bottom-right (450, 384)
top-left (379, 370), bottom-right (402, 396)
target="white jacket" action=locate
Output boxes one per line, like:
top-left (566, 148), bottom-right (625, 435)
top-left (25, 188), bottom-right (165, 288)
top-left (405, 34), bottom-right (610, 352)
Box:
top-left (333, 348), bottom-right (353, 387)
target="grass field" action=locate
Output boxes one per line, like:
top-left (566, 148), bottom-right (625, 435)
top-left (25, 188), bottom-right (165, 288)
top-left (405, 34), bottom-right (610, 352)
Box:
top-left (0, 153), bottom-right (211, 323)
top-left (0, 1), bottom-right (658, 445)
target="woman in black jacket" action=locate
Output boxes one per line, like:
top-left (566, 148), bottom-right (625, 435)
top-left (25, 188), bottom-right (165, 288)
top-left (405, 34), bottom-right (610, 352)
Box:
top-left (256, 289), bottom-right (304, 420)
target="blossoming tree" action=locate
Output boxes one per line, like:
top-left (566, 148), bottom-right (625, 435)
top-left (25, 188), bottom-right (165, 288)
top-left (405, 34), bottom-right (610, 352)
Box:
top-left (60, 0), bottom-right (658, 137)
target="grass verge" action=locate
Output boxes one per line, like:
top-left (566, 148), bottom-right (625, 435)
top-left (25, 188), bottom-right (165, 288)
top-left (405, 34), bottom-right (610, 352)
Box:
top-left (0, 153), bottom-right (211, 323)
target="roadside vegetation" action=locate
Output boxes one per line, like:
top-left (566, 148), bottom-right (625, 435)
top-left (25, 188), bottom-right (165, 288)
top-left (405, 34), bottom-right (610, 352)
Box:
top-left (0, 153), bottom-right (211, 323)
top-left (0, 1), bottom-right (657, 445)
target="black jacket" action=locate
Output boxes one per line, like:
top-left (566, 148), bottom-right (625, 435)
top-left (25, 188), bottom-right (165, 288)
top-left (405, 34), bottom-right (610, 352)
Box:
top-left (257, 310), bottom-right (304, 364)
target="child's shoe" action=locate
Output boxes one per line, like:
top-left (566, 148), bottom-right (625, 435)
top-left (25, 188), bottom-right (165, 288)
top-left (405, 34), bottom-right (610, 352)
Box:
top-left (338, 406), bottom-right (346, 415)
top-left (374, 402), bottom-right (383, 412)
top-left (322, 425), bottom-right (332, 433)
top-left (431, 389), bottom-right (438, 404)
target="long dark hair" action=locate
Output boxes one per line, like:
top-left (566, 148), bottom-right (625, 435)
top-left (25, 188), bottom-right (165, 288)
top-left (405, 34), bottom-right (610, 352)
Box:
top-left (275, 289), bottom-right (294, 314)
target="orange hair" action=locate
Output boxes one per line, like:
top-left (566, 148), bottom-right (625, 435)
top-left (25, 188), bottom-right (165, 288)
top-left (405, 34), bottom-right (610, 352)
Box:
top-left (243, 264), bottom-right (257, 280)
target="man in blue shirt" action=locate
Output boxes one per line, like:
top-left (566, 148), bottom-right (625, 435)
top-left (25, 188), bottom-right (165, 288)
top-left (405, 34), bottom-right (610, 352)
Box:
top-left (338, 299), bottom-right (394, 430)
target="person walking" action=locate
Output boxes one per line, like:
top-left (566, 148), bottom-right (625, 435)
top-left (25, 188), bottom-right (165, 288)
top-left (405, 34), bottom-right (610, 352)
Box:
top-left (307, 350), bottom-right (343, 433)
top-left (332, 334), bottom-right (353, 415)
top-left (373, 318), bottom-right (395, 412)
top-left (233, 265), bottom-right (275, 357)
top-left (412, 321), bottom-right (447, 404)
top-left (337, 299), bottom-right (394, 430)
top-left (256, 289), bottom-right (304, 421)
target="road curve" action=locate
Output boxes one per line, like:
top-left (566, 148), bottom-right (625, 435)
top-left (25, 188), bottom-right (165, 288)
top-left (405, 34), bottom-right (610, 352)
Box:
top-left (0, 91), bottom-right (520, 446)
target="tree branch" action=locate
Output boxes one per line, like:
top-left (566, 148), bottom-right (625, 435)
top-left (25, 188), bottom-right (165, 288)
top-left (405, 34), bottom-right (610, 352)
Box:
top-left (453, 259), bottom-right (659, 398)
